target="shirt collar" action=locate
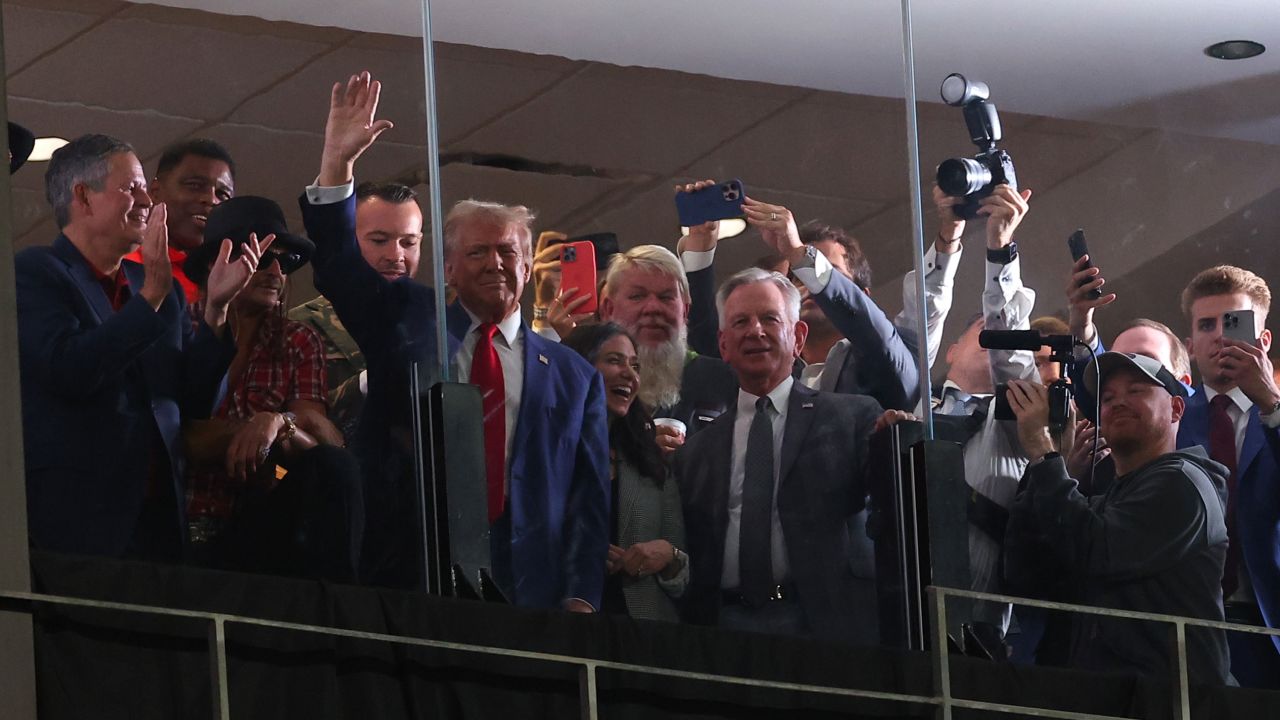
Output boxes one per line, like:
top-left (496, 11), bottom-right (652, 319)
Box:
top-left (1203, 384), bottom-right (1252, 412)
top-left (464, 303), bottom-right (523, 346)
top-left (738, 375), bottom-right (794, 417)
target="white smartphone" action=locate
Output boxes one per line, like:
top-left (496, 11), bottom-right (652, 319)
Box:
top-left (1222, 309), bottom-right (1258, 345)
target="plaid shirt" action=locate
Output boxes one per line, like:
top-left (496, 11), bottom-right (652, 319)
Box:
top-left (187, 314), bottom-right (327, 525)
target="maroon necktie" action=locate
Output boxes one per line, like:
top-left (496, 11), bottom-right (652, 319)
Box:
top-left (1207, 394), bottom-right (1240, 597)
top-left (471, 324), bottom-right (506, 523)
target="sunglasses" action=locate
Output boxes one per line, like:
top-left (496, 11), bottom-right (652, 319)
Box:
top-left (234, 246), bottom-right (306, 275)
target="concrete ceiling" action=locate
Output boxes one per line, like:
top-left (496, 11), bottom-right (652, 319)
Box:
top-left (137, 0), bottom-right (1280, 145)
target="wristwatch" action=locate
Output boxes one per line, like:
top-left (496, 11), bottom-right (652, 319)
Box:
top-left (791, 244), bottom-right (819, 271)
top-left (986, 240), bottom-right (1018, 265)
top-left (533, 306), bottom-right (549, 321)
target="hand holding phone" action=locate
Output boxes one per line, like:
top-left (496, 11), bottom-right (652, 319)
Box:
top-left (559, 241), bottom-right (598, 315)
top-left (1067, 229), bottom-right (1103, 300)
top-left (675, 179), bottom-right (746, 227)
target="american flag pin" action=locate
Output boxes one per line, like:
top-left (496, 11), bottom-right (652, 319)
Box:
top-left (802, 402), bottom-right (814, 409)
top-left (538, 354), bottom-right (549, 365)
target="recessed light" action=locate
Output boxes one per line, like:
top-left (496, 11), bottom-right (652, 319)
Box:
top-left (1205, 40), bottom-right (1265, 60)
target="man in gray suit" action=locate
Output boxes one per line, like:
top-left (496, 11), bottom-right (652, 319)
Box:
top-left (674, 267), bottom-right (883, 642)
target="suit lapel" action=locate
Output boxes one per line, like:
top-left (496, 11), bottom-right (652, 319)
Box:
top-left (616, 458), bottom-right (640, 544)
top-left (779, 383), bottom-right (819, 485)
top-left (512, 325), bottom-right (549, 478)
top-left (53, 235), bottom-right (115, 324)
top-left (1240, 407), bottom-right (1266, 480)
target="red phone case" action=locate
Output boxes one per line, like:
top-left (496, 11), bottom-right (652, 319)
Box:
top-left (560, 241), bottom-right (598, 314)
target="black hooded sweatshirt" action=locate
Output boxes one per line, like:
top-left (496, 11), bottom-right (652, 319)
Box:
top-left (1007, 446), bottom-right (1229, 685)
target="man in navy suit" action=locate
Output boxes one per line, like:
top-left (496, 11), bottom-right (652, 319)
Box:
top-left (1175, 265), bottom-right (1280, 689)
top-left (16, 134), bottom-right (263, 561)
top-left (301, 72), bottom-right (609, 610)
top-left (674, 267), bottom-right (882, 642)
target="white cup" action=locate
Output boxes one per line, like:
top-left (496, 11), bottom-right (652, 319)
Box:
top-left (652, 417), bottom-right (687, 437)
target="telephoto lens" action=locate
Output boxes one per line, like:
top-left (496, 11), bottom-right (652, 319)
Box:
top-left (936, 157), bottom-right (992, 197)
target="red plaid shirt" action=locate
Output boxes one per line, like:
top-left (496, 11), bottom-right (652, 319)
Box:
top-left (187, 314), bottom-right (328, 523)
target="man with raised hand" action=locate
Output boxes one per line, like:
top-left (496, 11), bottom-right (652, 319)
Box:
top-left (300, 72), bottom-right (609, 611)
top-left (17, 133), bottom-right (263, 561)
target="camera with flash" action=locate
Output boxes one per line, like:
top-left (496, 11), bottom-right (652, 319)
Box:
top-left (936, 73), bottom-right (1018, 220)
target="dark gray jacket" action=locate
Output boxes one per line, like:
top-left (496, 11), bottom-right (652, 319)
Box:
top-left (1007, 447), bottom-right (1229, 685)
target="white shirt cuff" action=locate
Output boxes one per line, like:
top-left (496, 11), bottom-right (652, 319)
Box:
top-left (681, 248), bottom-right (715, 273)
top-left (927, 242), bottom-right (962, 284)
top-left (305, 178), bottom-right (355, 205)
top-left (534, 325), bottom-right (562, 343)
top-left (793, 250), bottom-right (834, 293)
top-left (1262, 406), bottom-right (1280, 429)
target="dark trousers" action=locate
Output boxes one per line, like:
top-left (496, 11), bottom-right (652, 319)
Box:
top-left (208, 444), bottom-right (365, 583)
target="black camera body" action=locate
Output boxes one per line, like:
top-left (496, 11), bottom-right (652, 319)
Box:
top-left (979, 330), bottom-right (1076, 432)
top-left (993, 378), bottom-right (1072, 430)
top-left (936, 74), bottom-right (1018, 220)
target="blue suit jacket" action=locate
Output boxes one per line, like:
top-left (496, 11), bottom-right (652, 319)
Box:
top-left (15, 235), bottom-right (232, 556)
top-left (1177, 387), bottom-right (1280, 653)
top-left (300, 192), bottom-right (610, 609)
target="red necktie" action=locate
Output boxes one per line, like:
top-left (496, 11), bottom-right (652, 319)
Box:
top-left (471, 324), bottom-right (506, 522)
top-left (1207, 394), bottom-right (1240, 597)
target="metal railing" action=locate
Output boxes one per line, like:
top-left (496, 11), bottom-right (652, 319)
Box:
top-left (1, 585), bottom-right (1274, 720)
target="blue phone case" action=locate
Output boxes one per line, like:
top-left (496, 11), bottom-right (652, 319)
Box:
top-left (676, 179), bottom-right (746, 227)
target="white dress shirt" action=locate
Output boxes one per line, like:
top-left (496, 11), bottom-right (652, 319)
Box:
top-left (721, 376), bottom-right (794, 590)
top-left (934, 256), bottom-right (1037, 631)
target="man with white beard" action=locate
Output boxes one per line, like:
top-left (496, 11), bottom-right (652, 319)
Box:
top-left (599, 245), bottom-right (739, 452)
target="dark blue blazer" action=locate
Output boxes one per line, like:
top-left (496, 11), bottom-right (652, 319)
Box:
top-left (300, 192), bottom-right (611, 609)
top-left (15, 235), bottom-right (232, 556)
top-left (1177, 387), bottom-right (1280, 653)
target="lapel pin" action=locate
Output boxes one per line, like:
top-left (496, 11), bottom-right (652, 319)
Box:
top-left (538, 354), bottom-right (549, 365)
top-left (802, 402), bottom-right (814, 409)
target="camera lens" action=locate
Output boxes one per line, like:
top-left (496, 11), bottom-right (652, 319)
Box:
top-left (936, 157), bottom-right (992, 197)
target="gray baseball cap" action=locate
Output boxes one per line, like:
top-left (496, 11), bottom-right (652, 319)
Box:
top-left (1084, 351), bottom-right (1188, 399)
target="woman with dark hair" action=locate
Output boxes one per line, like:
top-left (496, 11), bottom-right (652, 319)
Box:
top-left (563, 322), bottom-right (689, 620)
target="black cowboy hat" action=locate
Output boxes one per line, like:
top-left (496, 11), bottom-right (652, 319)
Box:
top-left (184, 195), bottom-right (315, 286)
top-left (8, 123), bottom-right (34, 174)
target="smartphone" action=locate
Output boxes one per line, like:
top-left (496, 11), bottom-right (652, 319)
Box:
top-left (567, 232), bottom-right (619, 270)
top-left (1067, 229), bottom-right (1103, 300)
top-left (560, 241), bottom-right (598, 314)
top-left (1222, 309), bottom-right (1258, 345)
top-left (675, 179), bottom-right (746, 227)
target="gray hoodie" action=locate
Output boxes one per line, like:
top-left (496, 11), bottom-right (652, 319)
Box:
top-left (1009, 446), bottom-right (1229, 685)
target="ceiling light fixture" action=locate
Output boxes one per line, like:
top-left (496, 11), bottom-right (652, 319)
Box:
top-left (29, 137), bottom-right (70, 162)
top-left (1205, 40), bottom-right (1265, 60)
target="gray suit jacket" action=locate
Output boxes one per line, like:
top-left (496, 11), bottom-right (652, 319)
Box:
top-left (615, 457), bottom-right (689, 622)
top-left (674, 382), bottom-right (883, 642)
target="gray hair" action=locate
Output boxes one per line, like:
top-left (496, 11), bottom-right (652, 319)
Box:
top-left (715, 267), bottom-right (801, 326)
top-left (45, 134), bottom-right (135, 229)
top-left (602, 244), bottom-right (690, 303)
top-left (442, 199), bottom-right (535, 258)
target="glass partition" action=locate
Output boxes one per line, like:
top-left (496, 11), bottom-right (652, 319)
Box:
top-left (908, 0), bottom-right (1280, 689)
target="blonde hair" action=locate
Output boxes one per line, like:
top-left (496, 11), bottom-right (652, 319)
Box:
top-left (602, 244), bottom-right (690, 304)
top-left (442, 199), bottom-right (535, 257)
top-left (1030, 315), bottom-right (1070, 336)
top-left (1181, 265), bottom-right (1271, 321)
